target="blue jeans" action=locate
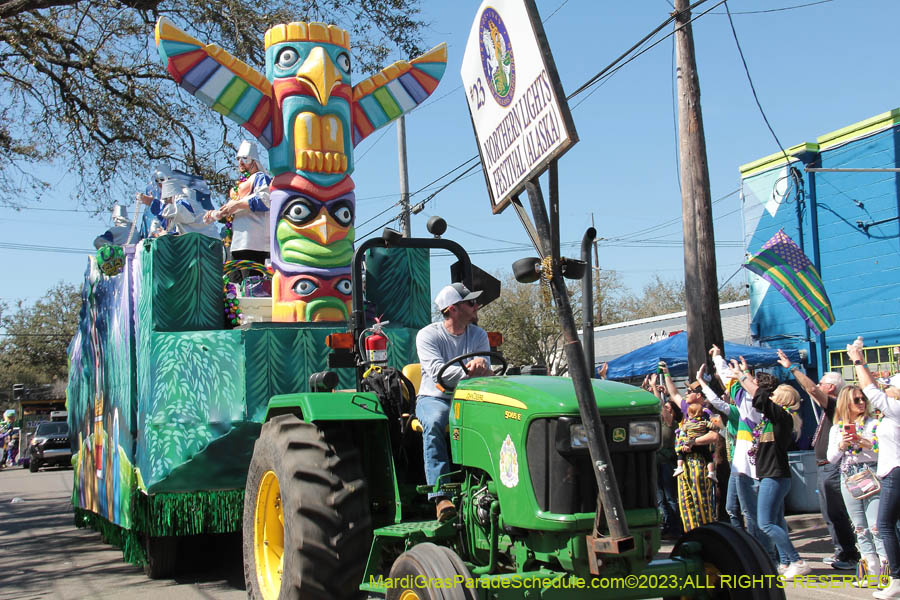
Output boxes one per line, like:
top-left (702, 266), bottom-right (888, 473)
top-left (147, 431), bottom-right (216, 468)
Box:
top-left (817, 462), bottom-right (860, 561)
top-left (758, 477), bottom-right (799, 565)
top-left (417, 395), bottom-right (451, 500)
top-left (840, 464), bottom-right (886, 558)
top-left (731, 471), bottom-right (775, 557)
top-left (726, 472), bottom-right (742, 528)
top-left (657, 458), bottom-right (682, 535)
top-left (878, 467), bottom-right (900, 578)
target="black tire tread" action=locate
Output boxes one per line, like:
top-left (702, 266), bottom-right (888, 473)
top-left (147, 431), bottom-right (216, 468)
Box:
top-left (243, 414), bottom-right (371, 600)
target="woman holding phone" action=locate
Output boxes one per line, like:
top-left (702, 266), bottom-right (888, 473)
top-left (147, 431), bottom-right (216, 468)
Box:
top-left (826, 385), bottom-right (886, 586)
top-left (848, 340), bottom-right (900, 600)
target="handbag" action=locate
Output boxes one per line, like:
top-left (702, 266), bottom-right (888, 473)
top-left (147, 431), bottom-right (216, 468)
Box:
top-left (845, 466), bottom-right (881, 500)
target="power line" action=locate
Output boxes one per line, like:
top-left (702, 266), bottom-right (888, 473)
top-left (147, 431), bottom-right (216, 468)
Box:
top-left (724, 1), bottom-right (791, 165)
top-left (717, 0), bottom-right (833, 15)
top-left (0, 242), bottom-right (94, 254)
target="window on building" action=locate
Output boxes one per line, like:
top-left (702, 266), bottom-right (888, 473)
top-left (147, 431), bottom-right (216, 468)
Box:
top-left (829, 344), bottom-right (899, 384)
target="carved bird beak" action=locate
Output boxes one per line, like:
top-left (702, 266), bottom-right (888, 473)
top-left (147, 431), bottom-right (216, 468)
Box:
top-left (294, 46), bottom-right (342, 106)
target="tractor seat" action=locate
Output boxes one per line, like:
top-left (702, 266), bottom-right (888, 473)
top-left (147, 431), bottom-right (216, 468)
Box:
top-left (401, 363), bottom-right (421, 396)
top-left (400, 364), bottom-right (450, 435)
top-left (401, 364), bottom-right (425, 432)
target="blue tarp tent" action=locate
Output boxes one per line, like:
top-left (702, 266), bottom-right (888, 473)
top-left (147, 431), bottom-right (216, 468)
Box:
top-left (602, 331), bottom-right (802, 380)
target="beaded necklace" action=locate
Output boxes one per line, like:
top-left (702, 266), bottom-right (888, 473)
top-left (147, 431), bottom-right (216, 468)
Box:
top-left (747, 402), bottom-right (797, 465)
top-left (836, 417), bottom-right (880, 459)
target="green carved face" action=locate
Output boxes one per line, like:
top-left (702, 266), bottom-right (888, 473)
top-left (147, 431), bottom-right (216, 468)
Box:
top-left (276, 220), bottom-right (355, 268)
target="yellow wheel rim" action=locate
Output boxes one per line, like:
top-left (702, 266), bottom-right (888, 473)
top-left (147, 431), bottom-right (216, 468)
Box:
top-left (254, 470), bottom-right (284, 600)
top-left (399, 591), bottom-right (421, 600)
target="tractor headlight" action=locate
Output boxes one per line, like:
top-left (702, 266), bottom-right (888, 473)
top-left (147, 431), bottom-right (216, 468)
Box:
top-left (568, 423), bottom-right (589, 451)
top-left (628, 421), bottom-right (660, 447)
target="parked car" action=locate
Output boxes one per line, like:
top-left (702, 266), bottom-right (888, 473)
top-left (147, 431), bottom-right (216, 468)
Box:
top-left (29, 421), bottom-right (72, 472)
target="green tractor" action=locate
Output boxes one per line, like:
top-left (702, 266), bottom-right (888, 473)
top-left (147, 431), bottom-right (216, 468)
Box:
top-left (241, 220), bottom-right (783, 600)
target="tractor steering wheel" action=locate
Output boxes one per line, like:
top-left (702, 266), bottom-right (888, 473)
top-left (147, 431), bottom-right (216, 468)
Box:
top-left (435, 351), bottom-right (508, 392)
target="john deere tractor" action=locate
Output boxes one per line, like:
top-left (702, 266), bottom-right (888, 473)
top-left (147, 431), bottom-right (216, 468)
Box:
top-left (242, 218), bottom-right (783, 600)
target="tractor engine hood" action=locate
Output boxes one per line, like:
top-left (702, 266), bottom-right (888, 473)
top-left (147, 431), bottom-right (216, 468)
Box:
top-left (454, 375), bottom-right (660, 418)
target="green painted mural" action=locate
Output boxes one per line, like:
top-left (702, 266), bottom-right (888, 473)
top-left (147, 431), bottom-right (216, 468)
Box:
top-left (67, 233), bottom-right (430, 565)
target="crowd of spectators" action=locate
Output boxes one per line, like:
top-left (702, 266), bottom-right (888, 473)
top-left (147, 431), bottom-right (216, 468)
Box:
top-left (632, 340), bottom-right (899, 596)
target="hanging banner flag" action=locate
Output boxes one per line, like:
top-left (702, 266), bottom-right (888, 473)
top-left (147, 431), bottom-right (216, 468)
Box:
top-left (461, 0), bottom-right (578, 214)
top-left (743, 229), bottom-right (835, 335)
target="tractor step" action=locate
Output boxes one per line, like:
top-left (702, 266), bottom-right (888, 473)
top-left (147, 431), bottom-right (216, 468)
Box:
top-left (373, 519), bottom-right (455, 539)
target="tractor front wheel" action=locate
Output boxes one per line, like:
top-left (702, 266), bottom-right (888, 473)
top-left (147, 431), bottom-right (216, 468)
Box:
top-left (243, 414), bottom-right (371, 600)
top-left (669, 522), bottom-right (785, 600)
top-left (386, 543), bottom-right (473, 600)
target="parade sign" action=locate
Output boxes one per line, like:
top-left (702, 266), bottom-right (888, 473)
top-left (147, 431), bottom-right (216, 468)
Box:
top-left (461, 0), bottom-right (578, 214)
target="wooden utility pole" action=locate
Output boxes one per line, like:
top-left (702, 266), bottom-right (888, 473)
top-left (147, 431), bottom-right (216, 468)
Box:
top-left (674, 0), bottom-right (723, 377)
top-left (397, 116), bottom-right (411, 237)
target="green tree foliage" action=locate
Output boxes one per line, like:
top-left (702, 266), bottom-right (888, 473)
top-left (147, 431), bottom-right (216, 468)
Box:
top-left (0, 281), bottom-right (80, 404)
top-left (477, 271), bottom-right (748, 374)
top-left (477, 274), bottom-right (581, 375)
top-left (0, 0), bottom-right (426, 208)
top-left (618, 274), bottom-right (748, 321)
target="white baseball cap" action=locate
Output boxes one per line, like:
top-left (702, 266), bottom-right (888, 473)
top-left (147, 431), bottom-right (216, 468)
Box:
top-left (435, 283), bottom-right (482, 311)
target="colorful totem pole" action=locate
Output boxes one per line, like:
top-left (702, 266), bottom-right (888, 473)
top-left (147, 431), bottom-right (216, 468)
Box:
top-left (154, 18), bottom-right (446, 321)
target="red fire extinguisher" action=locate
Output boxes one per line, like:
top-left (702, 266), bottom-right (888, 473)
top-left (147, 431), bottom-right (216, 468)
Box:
top-left (364, 319), bottom-right (389, 364)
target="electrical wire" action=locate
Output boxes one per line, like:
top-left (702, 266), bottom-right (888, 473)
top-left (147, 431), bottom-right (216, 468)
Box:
top-left (0, 242), bottom-right (94, 254)
top-left (724, 1), bottom-right (791, 166)
top-left (568, 0), bottom-right (729, 111)
top-left (718, 0), bottom-right (833, 14)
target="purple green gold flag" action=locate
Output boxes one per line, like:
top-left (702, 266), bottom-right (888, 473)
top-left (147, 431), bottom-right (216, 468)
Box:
top-left (743, 229), bottom-right (835, 335)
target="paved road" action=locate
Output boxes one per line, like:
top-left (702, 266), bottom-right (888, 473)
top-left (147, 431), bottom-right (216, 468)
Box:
top-left (0, 465), bottom-right (245, 600)
top-left (0, 463), bottom-right (874, 599)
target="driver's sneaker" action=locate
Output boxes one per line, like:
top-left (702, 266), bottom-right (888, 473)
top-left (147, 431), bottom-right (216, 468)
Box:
top-left (783, 560), bottom-right (812, 581)
top-left (777, 564), bottom-right (789, 575)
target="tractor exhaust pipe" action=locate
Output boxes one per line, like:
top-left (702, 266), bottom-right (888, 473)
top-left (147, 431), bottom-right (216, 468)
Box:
top-left (581, 227), bottom-right (596, 375)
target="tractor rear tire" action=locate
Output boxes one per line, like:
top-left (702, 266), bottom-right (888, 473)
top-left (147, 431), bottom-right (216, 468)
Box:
top-left (669, 521), bottom-right (785, 600)
top-left (243, 414), bottom-right (371, 600)
top-left (386, 543), bottom-right (471, 600)
top-left (29, 459), bottom-right (39, 473)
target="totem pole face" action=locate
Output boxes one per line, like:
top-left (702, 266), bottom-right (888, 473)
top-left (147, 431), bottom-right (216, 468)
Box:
top-left (264, 24), bottom-right (355, 183)
top-left (269, 180), bottom-right (355, 271)
top-left (274, 270), bottom-right (352, 322)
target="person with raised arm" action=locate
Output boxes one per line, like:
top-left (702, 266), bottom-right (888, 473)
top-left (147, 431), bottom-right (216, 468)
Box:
top-left (847, 339), bottom-right (900, 600)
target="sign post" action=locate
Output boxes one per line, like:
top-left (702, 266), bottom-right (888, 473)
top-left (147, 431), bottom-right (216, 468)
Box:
top-left (462, 0), bottom-right (633, 567)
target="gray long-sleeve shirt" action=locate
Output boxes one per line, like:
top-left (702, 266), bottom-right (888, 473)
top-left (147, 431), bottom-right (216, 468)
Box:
top-left (416, 321), bottom-right (490, 399)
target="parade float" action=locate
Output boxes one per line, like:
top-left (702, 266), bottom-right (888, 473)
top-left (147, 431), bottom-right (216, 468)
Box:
top-left (67, 14), bottom-right (447, 576)
top-left (67, 2), bottom-right (784, 598)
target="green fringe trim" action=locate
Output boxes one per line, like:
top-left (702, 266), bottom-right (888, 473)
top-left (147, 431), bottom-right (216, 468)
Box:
top-left (131, 488), bottom-right (245, 537)
top-left (74, 507), bottom-right (147, 566)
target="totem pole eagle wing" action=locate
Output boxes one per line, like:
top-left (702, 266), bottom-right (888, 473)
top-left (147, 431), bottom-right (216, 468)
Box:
top-left (155, 17), bottom-right (279, 149)
top-left (350, 43), bottom-right (447, 147)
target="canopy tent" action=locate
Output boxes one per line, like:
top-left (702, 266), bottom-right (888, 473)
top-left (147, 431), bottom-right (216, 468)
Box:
top-left (601, 331), bottom-right (803, 380)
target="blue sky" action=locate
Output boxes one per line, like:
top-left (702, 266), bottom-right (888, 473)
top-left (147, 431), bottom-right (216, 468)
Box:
top-left (3, 0), bottom-right (899, 308)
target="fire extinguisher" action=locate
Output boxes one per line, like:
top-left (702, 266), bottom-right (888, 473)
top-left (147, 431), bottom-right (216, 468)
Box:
top-left (364, 319), bottom-right (389, 365)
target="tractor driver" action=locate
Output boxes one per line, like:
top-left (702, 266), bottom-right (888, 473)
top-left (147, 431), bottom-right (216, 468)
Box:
top-left (416, 283), bottom-right (493, 522)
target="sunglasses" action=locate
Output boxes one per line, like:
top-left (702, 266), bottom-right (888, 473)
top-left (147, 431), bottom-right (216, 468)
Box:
top-left (851, 396), bottom-right (866, 404)
top-left (688, 385), bottom-right (702, 394)
top-left (461, 300), bottom-right (477, 307)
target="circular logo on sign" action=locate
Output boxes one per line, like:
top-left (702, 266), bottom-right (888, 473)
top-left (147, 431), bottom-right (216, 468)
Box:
top-left (479, 8), bottom-right (515, 107)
